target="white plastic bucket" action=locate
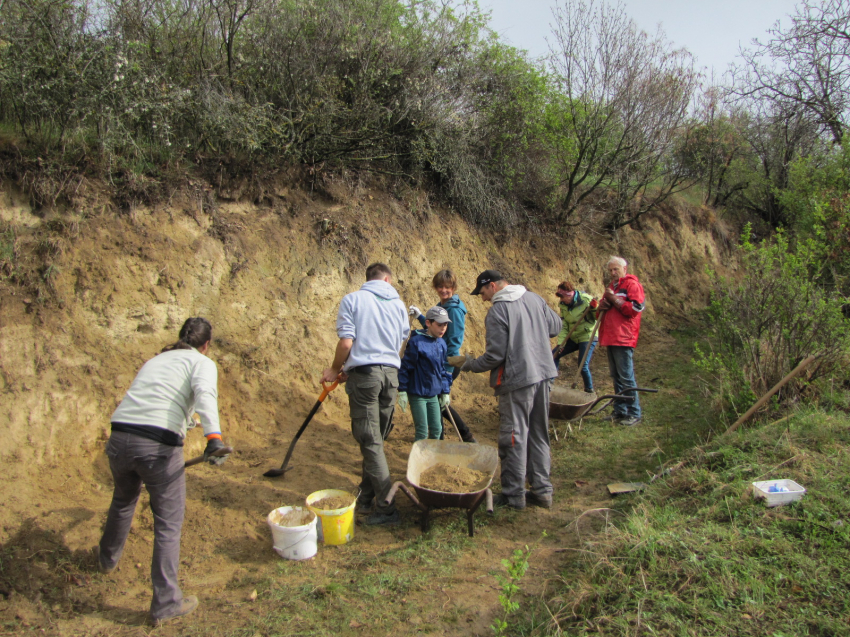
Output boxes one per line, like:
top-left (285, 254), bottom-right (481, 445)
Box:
top-left (266, 506), bottom-right (318, 560)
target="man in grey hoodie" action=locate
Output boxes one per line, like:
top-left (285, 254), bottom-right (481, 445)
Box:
top-left (322, 263), bottom-right (410, 525)
top-left (449, 270), bottom-right (562, 509)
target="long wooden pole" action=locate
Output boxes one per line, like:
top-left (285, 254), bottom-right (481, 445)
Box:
top-left (723, 355), bottom-right (817, 436)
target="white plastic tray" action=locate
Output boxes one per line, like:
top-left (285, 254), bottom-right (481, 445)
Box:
top-left (752, 479), bottom-right (806, 507)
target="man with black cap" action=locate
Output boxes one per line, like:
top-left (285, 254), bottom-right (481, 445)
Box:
top-left (448, 270), bottom-right (562, 509)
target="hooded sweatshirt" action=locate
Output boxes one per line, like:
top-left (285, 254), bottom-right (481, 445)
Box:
top-left (463, 285), bottom-right (562, 395)
top-left (337, 279), bottom-right (410, 371)
top-left (416, 294), bottom-right (467, 371)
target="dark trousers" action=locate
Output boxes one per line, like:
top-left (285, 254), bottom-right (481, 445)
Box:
top-left (345, 365), bottom-right (398, 513)
top-left (553, 339), bottom-right (596, 392)
top-left (99, 431), bottom-right (186, 620)
top-left (441, 367), bottom-right (475, 441)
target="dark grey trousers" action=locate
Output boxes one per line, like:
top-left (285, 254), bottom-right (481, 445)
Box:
top-left (99, 431), bottom-right (186, 620)
top-left (345, 365), bottom-right (398, 513)
top-left (497, 380), bottom-right (553, 505)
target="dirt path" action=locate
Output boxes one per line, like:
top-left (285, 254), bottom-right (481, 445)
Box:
top-left (0, 325), bottom-right (692, 637)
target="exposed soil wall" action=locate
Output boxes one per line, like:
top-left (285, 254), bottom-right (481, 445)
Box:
top-left (0, 180), bottom-right (731, 473)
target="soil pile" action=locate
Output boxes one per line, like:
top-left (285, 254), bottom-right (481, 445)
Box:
top-left (312, 495), bottom-right (354, 510)
top-left (268, 508), bottom-right (315, 527)
top-left (418, 463), bottom-right (490, 492)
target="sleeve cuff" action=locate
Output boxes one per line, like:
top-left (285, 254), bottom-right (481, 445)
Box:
top-left (205, 433), bottom-right (222, 440)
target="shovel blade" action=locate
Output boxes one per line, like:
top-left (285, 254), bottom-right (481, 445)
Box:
top-left (263, 466), bottom-right (292, 478)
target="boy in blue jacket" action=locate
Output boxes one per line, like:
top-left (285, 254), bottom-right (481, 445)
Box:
top-left (398, 306), bottom-right (454, 441)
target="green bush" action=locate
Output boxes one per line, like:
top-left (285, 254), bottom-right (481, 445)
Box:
top-left (695, 224), bottom-right (850, 416)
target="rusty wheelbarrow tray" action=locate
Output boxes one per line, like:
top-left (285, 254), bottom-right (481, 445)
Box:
top-left (550, 386), bottom-right (658, 421)
top-left (385, 440), bottom-right (498, 537)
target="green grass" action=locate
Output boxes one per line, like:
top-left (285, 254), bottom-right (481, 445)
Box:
top-left (222, 523), bottom-right (476, 636)
top-left (541, 409), bottom-right (850, 636)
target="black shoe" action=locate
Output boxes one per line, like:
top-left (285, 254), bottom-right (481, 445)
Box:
top-left (599, 413), bottom-right (626, 423)
top-left (151, 596), bottom-right (199, 626)
top-left (363, 509), bottom-right (400, 526)
top-left (619, 416), bottom-right (642, 427)
top-left (462, 434), bottom-right (477, 443)
top-left (492, 494), bottom-right (525, 510)
top-left (525, 491), bottom-right (553, 509)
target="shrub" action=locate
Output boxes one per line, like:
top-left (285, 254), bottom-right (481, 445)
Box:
top-left (696, 224), bottom-right (850, 415)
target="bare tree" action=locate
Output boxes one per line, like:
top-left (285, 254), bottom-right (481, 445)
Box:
top-left (546, 0), bottom-right (699, 228)
top-left (732, 0), bottom-right (850, 145)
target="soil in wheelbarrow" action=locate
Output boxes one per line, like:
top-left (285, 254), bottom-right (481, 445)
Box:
top-left (418, 463), bottom-right (491, 493)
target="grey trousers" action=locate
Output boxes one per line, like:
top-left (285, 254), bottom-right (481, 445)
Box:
top-left (497, 380), bottom-right (553, 505)
top-left (345, 365), bottom-right (398, 513)
top-left (99, 431), bottom-right (186, 620)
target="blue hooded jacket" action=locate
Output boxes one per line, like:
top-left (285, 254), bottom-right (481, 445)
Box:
top-left (416, 294), bottom-right (467, 371)
top-left (399, 330), bottom-right (453, 397)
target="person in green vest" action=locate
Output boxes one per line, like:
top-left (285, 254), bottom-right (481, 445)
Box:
top-left (553, 281), bottom-right (598, 393)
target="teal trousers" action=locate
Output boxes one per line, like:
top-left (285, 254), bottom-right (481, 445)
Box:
top-left (409, 395), bottom-right (442, 441)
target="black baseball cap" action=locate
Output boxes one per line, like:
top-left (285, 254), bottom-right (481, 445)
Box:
top-left (471, 269), bottom-right (503, 295)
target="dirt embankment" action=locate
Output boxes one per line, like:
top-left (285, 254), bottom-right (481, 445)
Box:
top-left (0, 177), bottom-right (733, 634)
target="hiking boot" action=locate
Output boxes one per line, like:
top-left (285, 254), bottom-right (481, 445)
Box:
top-left (492, 494), bottom-right (525, 510)
top-left (355, 498), bottom-right (374, 515)
top-left (619, 416), bottom-right (642, 427)
top-left (92, 546), bottom-right (115, 575)
top-left (363, 509), bottom-right (400, 526)
top-left (151, 596), bottom-right (199, 626)
top-left (525, 491), bottom-right (553, 509)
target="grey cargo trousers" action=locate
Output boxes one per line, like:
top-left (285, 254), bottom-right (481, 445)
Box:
top-left (497, 380), bottom-right (553, 506)
top-left (98, 431), bottom-right (186, 621)
top-left (345, 365), bottom-right (398, 513)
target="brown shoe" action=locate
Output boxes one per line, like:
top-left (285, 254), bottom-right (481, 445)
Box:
top-left (151, 596), bottom-right (199, 626)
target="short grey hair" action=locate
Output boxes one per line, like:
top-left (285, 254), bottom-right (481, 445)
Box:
top-left (607, 256), bottom-right (628, 268)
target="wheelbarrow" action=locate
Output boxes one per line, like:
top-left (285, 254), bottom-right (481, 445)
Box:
top-left (384, 440), bottom-right (498, 537)
top-left (549, 386), bottom-right (658, 421)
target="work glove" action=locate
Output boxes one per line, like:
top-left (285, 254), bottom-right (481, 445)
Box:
top-left (203, 437), bottom-right (229, 466)
top-left (397, 391), bottom-right (409, 413)
top-left (602, 288), bottom-right (624, 309)
top-left (447, 354), bottom-right (470, 370)
top-left (408, 305), bottom-right (422, 318)
top-left (590, 298), bottom-right (598, 309)
top-left (438, 394), bottom-right (450, 409)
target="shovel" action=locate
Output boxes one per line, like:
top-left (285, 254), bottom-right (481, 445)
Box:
top-left (263, 379), bottom-right (340, 477)
top-left (185, 445), bottom-right (234, 468)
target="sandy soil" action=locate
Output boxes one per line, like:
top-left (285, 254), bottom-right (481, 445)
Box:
top-left (0, 177), bottom-right (731, 635)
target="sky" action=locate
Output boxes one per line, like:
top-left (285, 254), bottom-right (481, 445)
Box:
top-left (480, 0), bottom-right (800, 76)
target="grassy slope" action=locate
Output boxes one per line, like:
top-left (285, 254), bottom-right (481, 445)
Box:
top-left (535, 332), bottom-right (850, 636)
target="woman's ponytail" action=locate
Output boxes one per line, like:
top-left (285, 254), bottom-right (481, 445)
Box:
top-left (161, 317), bottom-right (213, 353)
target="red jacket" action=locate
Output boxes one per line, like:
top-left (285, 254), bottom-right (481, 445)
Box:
top-left (598, 274), bottom-right (645, 348)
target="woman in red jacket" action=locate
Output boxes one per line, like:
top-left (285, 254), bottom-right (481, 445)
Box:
top-left (598, 257), bottom-right (645, 426)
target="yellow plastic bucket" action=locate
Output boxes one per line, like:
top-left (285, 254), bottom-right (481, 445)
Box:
top-left (306, 489), bottom-right (356, 545)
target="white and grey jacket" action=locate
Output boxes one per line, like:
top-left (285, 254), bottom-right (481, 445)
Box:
top-left (111, 348), bottom-right (221, 439)
top-left (463, 285), bottom-right (561, 395)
